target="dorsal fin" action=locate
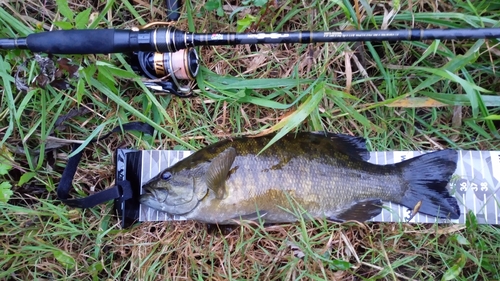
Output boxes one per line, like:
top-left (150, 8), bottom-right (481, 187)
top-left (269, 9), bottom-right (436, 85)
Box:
top-left (311, 131), bottom-right (370, 161)
top-left (205, 147), bottom-right (237, 199)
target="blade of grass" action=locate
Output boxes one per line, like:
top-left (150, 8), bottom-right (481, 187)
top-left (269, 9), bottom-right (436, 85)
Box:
top-left (405, 93), bottom-right (500, 107)
top-left (326, 87), bottom-right (384, 133)
top-left (88, 0), bottom-right (116, 28)
top-left (375, 13), bottom-right (499, 28)
top-left (412, 66), bottom-right (490, 116)
top-left (0, 7), bottom-right (33, 36)
top-left (459, 67), bottom-right (499, 137)
top-left (256, 81), bottom-right (324, 153)
top-left (407, 40), bottom-right (484, 96)
top-left (87, 76), bottom-right (195, 150)
top-left (121, 0), bottom-right (148, 26)
top-left (66, 122), bottom-right (109, 158)
top-left (0, 56), bottom-right (16, 145)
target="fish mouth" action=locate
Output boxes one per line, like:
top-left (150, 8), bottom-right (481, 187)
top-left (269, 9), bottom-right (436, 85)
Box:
top-left (140, 186), bottom-right (160, 202)
top-left (141, 185), bottom-right (152, 194)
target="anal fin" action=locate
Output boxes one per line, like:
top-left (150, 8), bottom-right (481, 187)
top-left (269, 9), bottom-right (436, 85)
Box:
top-left (329, 200), bottom-right (382, 222)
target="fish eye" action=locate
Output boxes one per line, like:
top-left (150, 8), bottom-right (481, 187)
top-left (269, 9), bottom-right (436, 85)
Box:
top-left (161, 172), bottom-right (172, 181)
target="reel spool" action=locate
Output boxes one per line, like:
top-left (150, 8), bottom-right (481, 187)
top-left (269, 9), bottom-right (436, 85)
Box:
top-left (129, 48), bottom-right (199, 97)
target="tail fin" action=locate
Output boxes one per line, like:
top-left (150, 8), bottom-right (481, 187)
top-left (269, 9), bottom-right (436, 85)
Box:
top-left (397, 149), bottom-right (461, 220)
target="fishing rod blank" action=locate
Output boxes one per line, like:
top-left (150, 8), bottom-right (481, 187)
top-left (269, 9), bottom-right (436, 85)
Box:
top-left (1, 26), bottom-right (500, 55)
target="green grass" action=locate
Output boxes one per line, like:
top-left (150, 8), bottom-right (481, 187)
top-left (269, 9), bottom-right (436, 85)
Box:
top-left (1, 0), bottom-right (500, 279)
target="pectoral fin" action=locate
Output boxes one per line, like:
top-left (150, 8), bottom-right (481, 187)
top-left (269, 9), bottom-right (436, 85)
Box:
top-left (205, 147), bottom-right (237, 199)
top-left (329, 200), bottom-right (382, 222)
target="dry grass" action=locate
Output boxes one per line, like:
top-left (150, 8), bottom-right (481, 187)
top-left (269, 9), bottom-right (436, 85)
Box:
top-left (2, 199), bottom-right (499, 280)
top-left (1, 0), bottom-right (500, 280)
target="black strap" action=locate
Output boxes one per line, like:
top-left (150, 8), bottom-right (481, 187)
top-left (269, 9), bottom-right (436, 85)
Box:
top-left (57, 122), bottom-right (155, 208)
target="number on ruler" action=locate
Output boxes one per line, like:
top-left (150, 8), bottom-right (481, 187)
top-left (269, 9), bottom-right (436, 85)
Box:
top-left (480, 182), bottom-right (488, 191)
top-left (471, 182), bottom-right (478, 192)
top-left (460, 181), bottom-right (468, 191)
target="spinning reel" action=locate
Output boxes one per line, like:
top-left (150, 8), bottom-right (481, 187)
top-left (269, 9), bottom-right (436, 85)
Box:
top-left (127, 23), bottom-right (200, 98)
top-left (128, 0), bottom-right (200, 98)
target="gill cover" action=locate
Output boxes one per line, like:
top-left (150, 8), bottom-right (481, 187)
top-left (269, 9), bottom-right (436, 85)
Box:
top-left (140, 170), bottom-right (208, 215)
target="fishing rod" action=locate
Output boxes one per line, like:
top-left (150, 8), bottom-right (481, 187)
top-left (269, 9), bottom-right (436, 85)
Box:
top-left (2, 25), bottom-right (500, 96)
top-left (2, 26), bottom-right (500, 54)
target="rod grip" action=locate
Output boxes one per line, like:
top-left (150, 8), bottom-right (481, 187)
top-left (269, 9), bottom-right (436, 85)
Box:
top-left (25, 29), bottom-right (134, 54)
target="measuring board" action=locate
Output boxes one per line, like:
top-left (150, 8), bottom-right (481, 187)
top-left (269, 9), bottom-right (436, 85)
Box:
top-left (127, 150), bottom-right (500, 225)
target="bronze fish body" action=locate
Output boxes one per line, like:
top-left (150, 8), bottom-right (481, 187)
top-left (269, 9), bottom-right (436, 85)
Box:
top-left (140, 132), bottom-right (460, 224)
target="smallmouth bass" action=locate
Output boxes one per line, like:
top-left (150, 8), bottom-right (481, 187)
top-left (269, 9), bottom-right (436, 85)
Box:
top-left (140, 132), bottom-right (460, 224)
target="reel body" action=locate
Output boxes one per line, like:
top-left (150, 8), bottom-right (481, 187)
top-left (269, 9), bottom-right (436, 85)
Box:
top-left (128, 0), bottom-right (199, 98)
top-left (128, 47), bottom-right (199, 98)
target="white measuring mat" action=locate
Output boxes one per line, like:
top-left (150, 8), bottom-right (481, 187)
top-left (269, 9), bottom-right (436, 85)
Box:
top-left (138, 150), bottom-right (500, 224)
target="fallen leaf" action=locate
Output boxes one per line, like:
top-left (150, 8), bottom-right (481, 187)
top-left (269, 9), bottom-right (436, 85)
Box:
top-left (50, 78), bottom-right (72, 90)
top-left (56, 58), bottom-right (79, 78)
top-left (35, 74), bottom-right (50, 88)
top-left (15, 64), bottom-right (30, 92)
top-left (344, 51), bottom-right (352, 93)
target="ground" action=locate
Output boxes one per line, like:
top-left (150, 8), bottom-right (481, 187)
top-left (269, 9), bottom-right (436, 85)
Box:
top-left (0, 0), bottom-right (500, 280)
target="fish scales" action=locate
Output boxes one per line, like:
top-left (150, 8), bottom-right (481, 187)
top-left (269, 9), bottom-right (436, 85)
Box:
top-left (202, 155), bottom-right (401, 222)
top-left (140, 132), bottom-right (461, 224)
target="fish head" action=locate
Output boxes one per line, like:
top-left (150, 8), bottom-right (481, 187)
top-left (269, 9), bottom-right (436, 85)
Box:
top-left (139, 169), bottom-right (209, 215)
